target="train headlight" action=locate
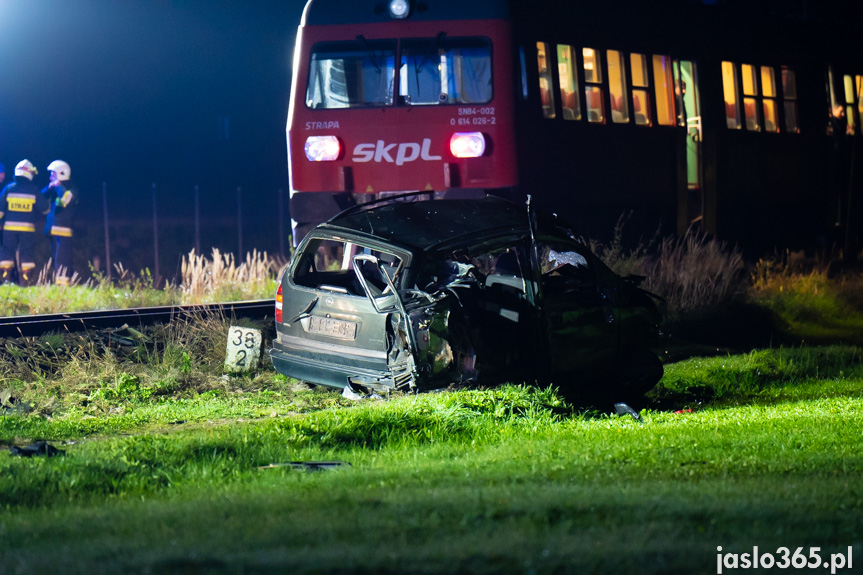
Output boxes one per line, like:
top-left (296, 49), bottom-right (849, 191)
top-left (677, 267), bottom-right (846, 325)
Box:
top-left (388, 0), bottom-right (411, 19)
top-left (304, 136), bottom-right (341, 162)
top-left (449, 132), bottom-right (486, 158)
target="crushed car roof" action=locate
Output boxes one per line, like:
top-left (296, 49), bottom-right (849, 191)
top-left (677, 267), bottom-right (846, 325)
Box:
top-left (322, 196), bottom-right (531, 250)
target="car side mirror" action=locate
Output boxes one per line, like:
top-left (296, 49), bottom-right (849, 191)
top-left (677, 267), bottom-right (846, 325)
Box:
top-left (352, 254), bottom-right (399, 313)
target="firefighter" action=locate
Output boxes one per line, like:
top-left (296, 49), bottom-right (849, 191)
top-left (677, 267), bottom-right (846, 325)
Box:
top-left (0, 160), bottom-right (50, 285)
top-left (42, 160), bottom-right (78, 284)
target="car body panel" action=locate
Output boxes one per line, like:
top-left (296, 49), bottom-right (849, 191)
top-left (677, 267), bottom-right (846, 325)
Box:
top-left (269, 196), bottom-right (662, 399)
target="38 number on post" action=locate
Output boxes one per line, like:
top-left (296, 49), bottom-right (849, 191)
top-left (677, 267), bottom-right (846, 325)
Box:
top-left (224, 327), bottom-right (262, 373)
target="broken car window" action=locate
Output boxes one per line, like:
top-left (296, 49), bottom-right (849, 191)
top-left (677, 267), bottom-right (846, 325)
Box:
top-left (484, 249), bottom-right (527, 294)
top-left (293, 238), bottom-right (402, 297)
top-left (539, 244), bottom-right (594, 294)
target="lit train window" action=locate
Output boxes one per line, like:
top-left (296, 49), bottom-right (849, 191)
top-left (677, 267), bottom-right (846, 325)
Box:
top-left (557, 44), bottom-right (581, 120)
top-left (537, 42), bottom-right (556, 118)
top-left (607, 50), bottom-right (630, 123)
top-left (652, 55), bottom-right (676, 126)
top-left (583, 48), bottom-right (604, 123)
top-left (722, 61), bottom-right (742, 129)
top-left (827, 66), bottom-right (845, 135)
top-left (630, 53), bottom-right (652, 126)
top-left (761, 67), bottom-right (779, 133)
top-left (741, 64), bottom-right (761, 131)
top-left (306, 40), bottom-right (396, 109)
top-left (858, 76), bottom-right (863, 134)
top-left (400, 37), bottom-right (492, 105)
top-left (843, 75), bottom-right (859, 134)
top-left (781, 66), bottom-right (800, 133)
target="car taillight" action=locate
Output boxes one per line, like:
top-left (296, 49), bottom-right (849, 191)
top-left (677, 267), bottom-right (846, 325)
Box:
top-left (449, 132), bottom-right (486, 158)
top-left (304, 136), bottom-right (341, 161)
top-left (275, 283), bottom-right (283, 324)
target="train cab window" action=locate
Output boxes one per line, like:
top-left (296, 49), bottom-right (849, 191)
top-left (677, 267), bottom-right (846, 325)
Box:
top-left (557, 44), bottom-right (582, 120)
top-left (537, 42), bottom-right (556, 118)
top-left (782, 66), bottom-right (800, 133)
top-left (741, 64), bottom-right (761, 131)
top-left (652, 55), bottom-right (677, 126)
top-left (400, 37), bottom-right (492, 105)
top-left (630, 53), bottom-right (652, 126)
top-left (607, 50), bottom-right (630, 123)
top-left (722, 61), bottom-right (742, 129)
top-left (760, 66), bottom-right (779, 133)
top-left (583, 48), bottom-right (604, 123)
top-left (306, 40), bottom-right (396, 109)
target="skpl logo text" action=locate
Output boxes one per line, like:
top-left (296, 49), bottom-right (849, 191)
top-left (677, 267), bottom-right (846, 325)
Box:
top-left (352, 139), bottom-right (441, 166)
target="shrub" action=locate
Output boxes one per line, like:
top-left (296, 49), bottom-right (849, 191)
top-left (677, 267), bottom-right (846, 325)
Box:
top-left (591, 222), bottom-right (745, 320)
top-left (748, 255), bottom-right (863, 343)
top-left (640, 231), bottom-right (744, 319)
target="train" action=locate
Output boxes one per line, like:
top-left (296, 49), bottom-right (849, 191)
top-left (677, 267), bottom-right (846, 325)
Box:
top-left (285, 0), bottom-right (863, 258)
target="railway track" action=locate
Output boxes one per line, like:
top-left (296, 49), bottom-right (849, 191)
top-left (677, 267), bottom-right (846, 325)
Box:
top-left (0, 300), bottom-right (274, 339)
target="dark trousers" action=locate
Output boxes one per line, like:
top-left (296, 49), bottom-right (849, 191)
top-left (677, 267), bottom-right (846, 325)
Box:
top-left (50, 235), bottom-right (74, 277)
top-left (0, 230), bottom-right (38, 284)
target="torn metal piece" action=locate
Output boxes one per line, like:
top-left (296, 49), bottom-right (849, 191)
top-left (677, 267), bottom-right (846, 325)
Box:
top-left (99, 323), bottom-right (150, 347)
top-left (342, 384), bottom-right (386, 400)
top-left (257, 461), bottom-right (351, 472)
top-left (614, 402), bottom-right (645, 424)
top-left (9, 441), bottom-right (65, 457)
top-left (342, 384), bottom-right (365, 400)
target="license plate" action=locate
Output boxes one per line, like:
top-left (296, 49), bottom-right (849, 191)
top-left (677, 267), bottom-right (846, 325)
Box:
top-left (307, 316), bottom-right (358, 340)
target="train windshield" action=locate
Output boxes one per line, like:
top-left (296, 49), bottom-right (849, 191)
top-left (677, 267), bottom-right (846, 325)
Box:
top-left (400, 37), bottom-right (492, 105)
top-left (307, 39), bottom-right (397, 108)
top-left (306, 37), bottom-right (491, 109)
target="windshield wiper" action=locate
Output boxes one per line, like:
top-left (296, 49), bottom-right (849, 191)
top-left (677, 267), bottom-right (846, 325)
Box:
top-left (415, 32), bottom-right (446, 74)
top-left (356, 34), bottom-right (382, 73)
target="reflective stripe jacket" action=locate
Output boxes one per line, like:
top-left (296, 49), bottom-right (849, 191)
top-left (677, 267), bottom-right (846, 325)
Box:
top-left (42, 181), bottom-right (78, 237)
top-left (0, 177), bottom-right (51, 232)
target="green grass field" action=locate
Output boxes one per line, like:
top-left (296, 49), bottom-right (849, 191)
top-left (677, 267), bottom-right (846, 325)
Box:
top-left (1, 256), bottom-right (862, 573)
top-left (2, 348), bottom-right (862, 574)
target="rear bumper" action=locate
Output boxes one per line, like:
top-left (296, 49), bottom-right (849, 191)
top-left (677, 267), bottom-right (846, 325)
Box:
top-left (268, 339), bottom-right (391, 390)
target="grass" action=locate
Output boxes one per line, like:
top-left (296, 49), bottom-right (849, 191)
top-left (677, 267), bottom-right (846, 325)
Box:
top-left (1, 344), bottom-right (863, 573)
top-left (748, 258), bottom-right (863, 345)
top-left (1, 243), bottom-right (862, 573)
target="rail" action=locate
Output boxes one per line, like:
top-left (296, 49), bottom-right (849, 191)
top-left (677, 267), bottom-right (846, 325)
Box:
top-left (0, 300), bottom-right (274, 339)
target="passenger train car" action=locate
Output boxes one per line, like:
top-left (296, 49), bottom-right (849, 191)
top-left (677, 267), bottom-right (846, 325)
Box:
top-left (286, 0), bottom-right (863, 258)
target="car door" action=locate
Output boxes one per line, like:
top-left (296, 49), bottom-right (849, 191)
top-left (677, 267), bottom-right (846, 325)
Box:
top-left (535, 241), bottom-right (619, 376)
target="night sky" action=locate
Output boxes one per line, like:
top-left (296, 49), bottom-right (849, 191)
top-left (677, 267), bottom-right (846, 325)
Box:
top-left (0, 0), bottom-right (306, 269)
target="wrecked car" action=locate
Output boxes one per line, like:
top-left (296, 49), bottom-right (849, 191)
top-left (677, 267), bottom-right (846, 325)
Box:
top-left (269, 196), bottom-right (663, 401)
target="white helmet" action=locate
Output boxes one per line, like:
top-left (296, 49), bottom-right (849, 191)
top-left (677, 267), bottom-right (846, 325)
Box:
top-left (47, 160), bottom-right (71, 181)
top-left (14, 160), bottom-right (38, 180)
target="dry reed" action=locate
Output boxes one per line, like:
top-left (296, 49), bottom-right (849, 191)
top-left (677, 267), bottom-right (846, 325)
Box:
top-left (178, 248), bottom-right (277, 302)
